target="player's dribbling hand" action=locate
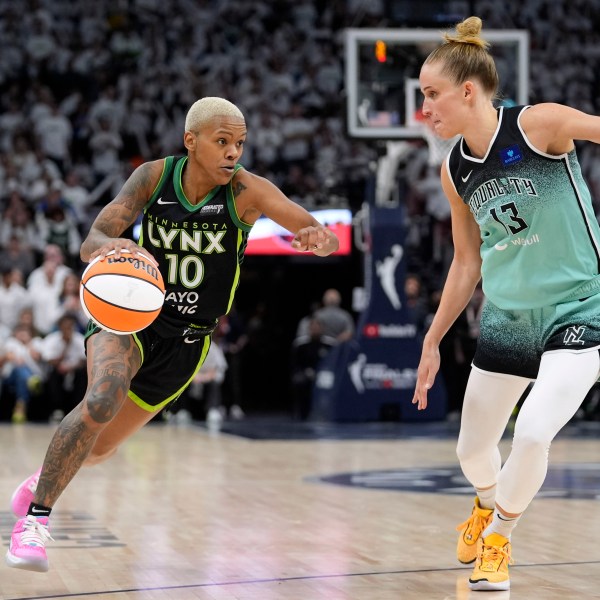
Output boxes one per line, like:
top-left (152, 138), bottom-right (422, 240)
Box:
top-left (89, 239), bottom-right (159, 266)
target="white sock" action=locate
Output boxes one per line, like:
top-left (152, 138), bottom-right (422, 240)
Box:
top-left (483, 510), bottom-right (521, 540)
top-left (476, 485), bottom-right (496, 510)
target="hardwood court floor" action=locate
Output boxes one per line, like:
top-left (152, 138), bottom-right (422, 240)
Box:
top-left (1, 419), bottom-right (600, 600)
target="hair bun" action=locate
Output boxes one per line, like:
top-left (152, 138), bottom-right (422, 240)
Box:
top-left (444, 16), bottom-right (489, 49)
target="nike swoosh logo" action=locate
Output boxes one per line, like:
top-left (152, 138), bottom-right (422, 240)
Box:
top-left (184, 337), bottom-right (202, 344)
top-left (30, 507), bottom-right (48, 514)
top-left (461, 171), bottom-right (473, 182)
top-left (496, 513), bottom-right (514, 521)
top-left (157, 197), bottom-right (177, 205)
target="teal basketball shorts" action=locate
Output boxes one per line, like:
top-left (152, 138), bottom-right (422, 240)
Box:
top-left (85, 323), bottom-right (211, 412)
top-left (473, 293), bottom-right (600, 379)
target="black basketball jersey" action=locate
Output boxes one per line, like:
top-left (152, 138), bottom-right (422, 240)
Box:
top-left (446, 105), bottom-right (600, 310)
top-left (138, 155), bottom-right (252, 337)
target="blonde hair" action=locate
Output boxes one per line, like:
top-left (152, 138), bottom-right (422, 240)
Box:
top-left (184, 97), bottom-right (245, 132)
top-left (424, 16), bottom-right (499, 97)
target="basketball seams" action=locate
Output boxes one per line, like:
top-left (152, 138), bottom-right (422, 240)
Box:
top-left (82, 272), bottom-right (166, 300)
top-left (81, 282), bottom-right (163, 313)
top-left (79, 250), bottom-right (165, 335)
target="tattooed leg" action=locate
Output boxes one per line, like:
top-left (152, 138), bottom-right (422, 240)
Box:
top-left (34, 331), bottom-right (142, 508)
top-left (85, 394), bottom-right (161, 465)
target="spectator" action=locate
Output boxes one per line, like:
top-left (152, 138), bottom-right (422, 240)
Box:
top-left (313, 288), bottom-right (355, 343)
top-left (0, 267), bottom-right (31, 332)
top-left (200, 341), bottom-right (230, 430)
top-left (0, 192), bottom-right (43, 254)
top-left (0, 235), bottom-right (36, 280)
top-left (40, 313), bottom-right (86, 423)
top-left (295, 300), bottom-right (322, 339)
top-left (279, 102), bottom-right (315, 169)
top-left (27, 244), bottom-right (73, 336)
top-left (55, 272), bottom-right (88, 332)
top-left (88, 116), bottom-right (123, 184)
top-left (290, 316), bottom-right (336, 420)
top-left (219, 307), bottom-right (248, 421)
top-left (2, 323), bottom-right (45, 423)
top-left (404, 273), bottom-right (430, 336)
top-left (175, 333), bottom-right (230, 430)
top-left (34, 102), bottom-right (73, 175)
top-left (60, 170), bottom-right (94, 230)
top-left (36, 202), bottom-right (82, 269)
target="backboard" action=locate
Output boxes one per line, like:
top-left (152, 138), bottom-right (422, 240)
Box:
top-left (345, 28), bottom-right (530, 139)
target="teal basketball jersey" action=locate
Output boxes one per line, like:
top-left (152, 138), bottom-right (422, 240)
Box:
top-left (447, 105), bottom-right (600, 310)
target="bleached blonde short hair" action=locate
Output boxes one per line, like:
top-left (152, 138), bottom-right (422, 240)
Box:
top-left (184, 97), bottom-right (245, 132)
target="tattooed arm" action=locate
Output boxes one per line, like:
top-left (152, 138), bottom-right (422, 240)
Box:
top-left (80, 160), bottom-right (165, 263)
top-left (232, 169), bottom-right (339, 257)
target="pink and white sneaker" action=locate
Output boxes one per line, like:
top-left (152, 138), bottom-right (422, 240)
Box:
top-left (5, 515), bottom-right (53, 572)
top-left (10, 469), bottom-right (42, 518)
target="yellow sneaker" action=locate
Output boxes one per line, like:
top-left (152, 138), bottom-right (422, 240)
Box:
top-left (468, 533), bottom-right (512, 591)
top-left (456, 497), bottom-right (493, 564)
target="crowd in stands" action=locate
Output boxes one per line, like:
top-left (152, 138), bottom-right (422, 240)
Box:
top-left (1, 0), bottom-right (600, 421)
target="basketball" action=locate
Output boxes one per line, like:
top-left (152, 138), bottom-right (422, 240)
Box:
top-left (80, 250), bottom-right (165, 335)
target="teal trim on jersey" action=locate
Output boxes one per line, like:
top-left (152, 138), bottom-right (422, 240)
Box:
top-left (127, 335), bottom-right (211, 412)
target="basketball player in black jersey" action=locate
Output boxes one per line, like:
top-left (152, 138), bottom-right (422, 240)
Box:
top-left (6, 97), bottom-right (339, 573)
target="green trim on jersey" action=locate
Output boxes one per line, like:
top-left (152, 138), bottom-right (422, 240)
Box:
top-left (131, 332), bottom-right (145, 364)
top-left (148, 156), bottom-right (174, 205)
top-left (225, 228), bottom-right (245, 314)
top-left (173, 157), bottom-right (221, 209)
top-left (226, 166), bottom-right (253, 232)
top-left (127, 334), bottom-right (211, 412)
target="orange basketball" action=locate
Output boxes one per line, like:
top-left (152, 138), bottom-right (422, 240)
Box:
top-left (80, 250), bottom-right (165, 335)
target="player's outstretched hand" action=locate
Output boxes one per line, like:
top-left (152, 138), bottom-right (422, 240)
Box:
top-left (291, 226), bottom-right (339, 256)
top-left (412, 342), bottom-right (441, 410)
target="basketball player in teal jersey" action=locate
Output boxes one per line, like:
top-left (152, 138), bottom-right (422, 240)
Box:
top-left (412, 16), bottom-right (600, 591)
top-left (6, 97), bottom-right (339, 573)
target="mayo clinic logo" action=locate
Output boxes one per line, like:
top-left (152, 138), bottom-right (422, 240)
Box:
top-left (310, 464), bottom-right (600, 500)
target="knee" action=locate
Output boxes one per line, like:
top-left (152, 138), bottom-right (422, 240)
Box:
top-left (511, 429), bottom-right (551, 458)
top-left (83, 391), bottom-right (122, 427)
top-left (456, 435), bottom-right (482, 466)
top-left (456, 440), bottom-right (470, 465)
